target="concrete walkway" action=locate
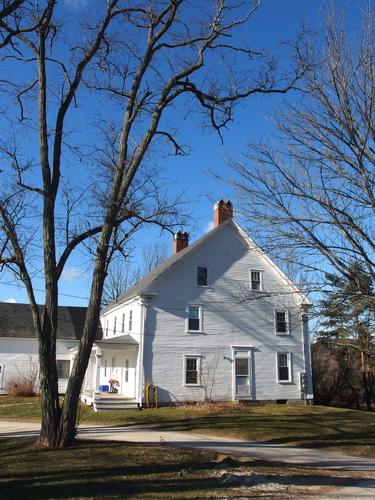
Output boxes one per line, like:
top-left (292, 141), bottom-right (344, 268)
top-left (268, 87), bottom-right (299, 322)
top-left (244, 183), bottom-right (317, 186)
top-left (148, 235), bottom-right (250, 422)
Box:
top-left (1, 420), bottom-right (375, 472)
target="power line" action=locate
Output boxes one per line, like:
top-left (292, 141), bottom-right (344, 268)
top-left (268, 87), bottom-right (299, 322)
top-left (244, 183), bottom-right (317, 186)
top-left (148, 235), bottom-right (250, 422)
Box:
top-left (0, 280), bottom-right (89, 301)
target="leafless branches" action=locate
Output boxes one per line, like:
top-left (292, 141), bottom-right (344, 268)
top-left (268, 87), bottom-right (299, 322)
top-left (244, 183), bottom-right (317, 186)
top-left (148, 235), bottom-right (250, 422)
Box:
top-left (229, 6), bottom-right (374, 294)
top-left (0, 0), bottom-right (309, 447)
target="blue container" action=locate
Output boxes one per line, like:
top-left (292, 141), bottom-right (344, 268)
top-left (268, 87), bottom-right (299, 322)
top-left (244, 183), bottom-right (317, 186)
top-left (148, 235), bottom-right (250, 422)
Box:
top-left (99, 384), bottom-right (109, 392)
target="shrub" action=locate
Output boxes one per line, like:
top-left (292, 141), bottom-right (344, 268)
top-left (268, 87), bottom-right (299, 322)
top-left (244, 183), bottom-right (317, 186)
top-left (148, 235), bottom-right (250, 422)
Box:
top-left (5, 377), bottom-right (36, 397)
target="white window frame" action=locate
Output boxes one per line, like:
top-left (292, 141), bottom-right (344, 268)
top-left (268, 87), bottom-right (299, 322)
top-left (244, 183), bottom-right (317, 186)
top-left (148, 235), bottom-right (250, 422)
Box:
top-left (231, 346), bottom-right (253, 400)
top-left (183, 355), bottom-right (201, 386)
top-left (276, 351), bottom-right (292, 383)
top-left (197, 266), bottom-right (208, 286)
top-left (129, 310), bottom-right (133, 331)
top-left (250, 269), bottom-right (263, 291)
top-left (186, 305), bottom-right (203, 333)
top-left (274, 310), bottom-right (290, 335)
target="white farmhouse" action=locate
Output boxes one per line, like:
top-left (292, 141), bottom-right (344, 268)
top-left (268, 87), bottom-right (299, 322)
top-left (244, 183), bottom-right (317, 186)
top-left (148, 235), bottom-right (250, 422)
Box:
top-left (0, 305), bottom-right (90, 395)
top-left (0, 201), bottom-right (313, 410)
top-left (85, 200), bottom-right (313, 410)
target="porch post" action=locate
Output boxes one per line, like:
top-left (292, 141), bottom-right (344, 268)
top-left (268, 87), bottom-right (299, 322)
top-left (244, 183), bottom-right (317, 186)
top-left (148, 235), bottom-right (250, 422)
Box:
top-left (94, 347), bottom-right (102, 394)
top-left (0, 364), bottom-right (4, 389)
top-left (137, 297), bottom-right (147, 407)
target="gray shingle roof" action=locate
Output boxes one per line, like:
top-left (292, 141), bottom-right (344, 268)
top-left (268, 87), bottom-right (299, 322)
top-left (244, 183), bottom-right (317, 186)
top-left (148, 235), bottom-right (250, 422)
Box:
top-left (96, 334), bottom-right (138, 345)
top-left (0, 302), bottom-right (102, 340)
top-left (102, 219), bottom-right (232, 313)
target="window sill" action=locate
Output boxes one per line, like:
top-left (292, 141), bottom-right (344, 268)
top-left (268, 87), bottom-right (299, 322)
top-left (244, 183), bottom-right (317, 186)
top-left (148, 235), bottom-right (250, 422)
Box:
top-left (275, 332), bottom-right (290, 336)
top-left (186, 330), bottom-right (205, 334)
top-left (184, 384), bottom-right (202, 387)
top-left (277, 380), bottom-right (292, 384)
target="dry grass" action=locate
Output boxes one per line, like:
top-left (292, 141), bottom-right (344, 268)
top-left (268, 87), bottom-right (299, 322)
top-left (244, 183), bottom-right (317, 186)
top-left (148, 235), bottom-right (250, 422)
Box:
top-left (0, 437), bottom-right (368, 499)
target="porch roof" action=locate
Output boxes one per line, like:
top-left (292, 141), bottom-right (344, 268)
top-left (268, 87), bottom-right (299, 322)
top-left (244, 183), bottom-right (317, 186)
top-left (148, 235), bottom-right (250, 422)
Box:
top-left (95, 334), bottom-right (139, 349)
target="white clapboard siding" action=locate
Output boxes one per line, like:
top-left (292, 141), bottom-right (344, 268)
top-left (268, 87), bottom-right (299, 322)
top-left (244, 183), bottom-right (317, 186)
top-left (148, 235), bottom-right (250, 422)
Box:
top-left (142, 222), bottom-right (310, 403)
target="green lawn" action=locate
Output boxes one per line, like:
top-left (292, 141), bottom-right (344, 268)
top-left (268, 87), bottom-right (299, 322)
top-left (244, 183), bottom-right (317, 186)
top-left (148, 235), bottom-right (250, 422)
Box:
top-left (1, 397), bottom-right (375, 456)
top-left (0, 437), bottom-right (364, 499)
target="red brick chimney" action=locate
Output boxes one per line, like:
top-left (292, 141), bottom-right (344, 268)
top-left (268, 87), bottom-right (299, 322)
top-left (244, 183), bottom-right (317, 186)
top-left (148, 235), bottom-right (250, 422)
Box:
top-left (173, 231), bottom-right (189, 254)
top-left (214, 200), bottom-right (233, 227)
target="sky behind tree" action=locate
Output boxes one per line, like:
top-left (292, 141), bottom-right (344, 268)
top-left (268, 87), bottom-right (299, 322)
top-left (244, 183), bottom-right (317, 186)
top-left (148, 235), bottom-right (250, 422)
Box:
top-left (0, 0), bottom-right (364, 306)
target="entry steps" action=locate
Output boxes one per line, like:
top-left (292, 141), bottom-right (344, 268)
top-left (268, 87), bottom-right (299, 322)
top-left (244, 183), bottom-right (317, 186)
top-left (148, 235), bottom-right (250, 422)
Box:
top-left (93, 397), bottom-right (140, 412)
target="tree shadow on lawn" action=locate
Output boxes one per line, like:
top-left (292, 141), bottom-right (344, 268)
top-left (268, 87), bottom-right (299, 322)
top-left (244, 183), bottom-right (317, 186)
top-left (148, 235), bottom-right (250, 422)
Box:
top-left (124, 411), bottom-right (375, 445)
top-left (0, 441), bottom-right (374, 499)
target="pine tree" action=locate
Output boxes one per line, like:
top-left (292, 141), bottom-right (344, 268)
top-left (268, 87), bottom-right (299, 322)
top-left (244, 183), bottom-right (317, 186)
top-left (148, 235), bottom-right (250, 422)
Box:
top-left (318, 262), bottom-right (375, 410)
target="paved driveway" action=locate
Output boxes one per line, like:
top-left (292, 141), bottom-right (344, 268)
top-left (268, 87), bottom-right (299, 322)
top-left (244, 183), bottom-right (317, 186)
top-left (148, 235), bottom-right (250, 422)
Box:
top-left (1, 420), bottom-right (375, 472)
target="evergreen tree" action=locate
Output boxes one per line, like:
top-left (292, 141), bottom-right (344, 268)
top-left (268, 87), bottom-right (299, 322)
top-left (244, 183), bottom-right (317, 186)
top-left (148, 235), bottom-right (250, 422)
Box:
top-left (318, 262), bottom-right (375, 410)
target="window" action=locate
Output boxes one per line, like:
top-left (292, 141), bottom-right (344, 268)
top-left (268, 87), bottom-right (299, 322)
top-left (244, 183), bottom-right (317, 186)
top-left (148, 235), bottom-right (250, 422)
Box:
top-left (121, 313), bottom-right (125, 333)
top-left (184, 356), bottom-right (200, 385)
top-left (129, 310), bottom-right (133, 331)
top-left (197, 266), bottom-right (208, 286)
top-left (125, 358), bottom-right (129, 383)
top-left (250, 270), bottom-right (262, 291)
top-left (104, 359), bottom-right (107, 377)
top-left (105, 320), bottom-right (108, 337)
top-left (57, 360), bottom-right (70, 379)
top-left (113, 316), bottom-right (117, 336)
top-left (277, 352), bottom-right (291, 382)
top-left (275, 311), bottom-right (289, 334)
top-left (187, 305), bottom-right (201, 332)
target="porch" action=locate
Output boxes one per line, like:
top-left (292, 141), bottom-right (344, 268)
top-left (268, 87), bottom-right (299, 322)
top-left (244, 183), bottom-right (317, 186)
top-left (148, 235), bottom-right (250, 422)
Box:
top-left (74, 334), bottom-right (142, 412)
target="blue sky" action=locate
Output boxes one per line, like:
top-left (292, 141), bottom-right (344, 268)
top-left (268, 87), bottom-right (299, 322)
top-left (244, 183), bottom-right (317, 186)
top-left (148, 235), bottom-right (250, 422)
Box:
top-left (0, 0), bottom-right (363, 306)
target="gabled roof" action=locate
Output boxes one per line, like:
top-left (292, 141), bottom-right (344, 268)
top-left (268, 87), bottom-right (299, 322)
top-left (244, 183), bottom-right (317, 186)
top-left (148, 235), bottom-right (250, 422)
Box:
top-left (102, 218), bottom-right (310, 313)
top-left (102, 219), bottom-right (232, 313)
top-left (0, 302), bottom-right (102, 340)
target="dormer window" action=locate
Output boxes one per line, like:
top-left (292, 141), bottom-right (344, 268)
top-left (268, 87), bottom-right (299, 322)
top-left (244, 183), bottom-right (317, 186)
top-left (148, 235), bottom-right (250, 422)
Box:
top-left (197, 266), bottom-right (208, 286)
top-left (250, 270), bottom-right (262, 291)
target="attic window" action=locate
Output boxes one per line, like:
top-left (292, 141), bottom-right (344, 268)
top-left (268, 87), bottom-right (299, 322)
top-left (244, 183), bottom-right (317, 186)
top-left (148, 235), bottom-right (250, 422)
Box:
top-left (197, 266), bottom-right (208, 286)
top-left (250, 270), bottom-right (262, 291)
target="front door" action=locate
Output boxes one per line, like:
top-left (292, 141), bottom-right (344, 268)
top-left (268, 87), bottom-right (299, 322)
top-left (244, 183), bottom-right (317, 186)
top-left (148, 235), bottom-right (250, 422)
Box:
top-left (233, 349), bottom-right (252, 399)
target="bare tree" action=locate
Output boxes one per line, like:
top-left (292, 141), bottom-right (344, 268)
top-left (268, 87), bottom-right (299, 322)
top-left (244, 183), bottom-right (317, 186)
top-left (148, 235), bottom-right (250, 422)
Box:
top-left (200, 350), bottom-right (221, 404)
top-left (0, 0), bottom-right (308, 447)
top-left (102, 242), bottom-right (169, 304)
top-left (229, 6), bottom-right (375, 297)
top-left (102, 262), bottom-right (135, 306)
